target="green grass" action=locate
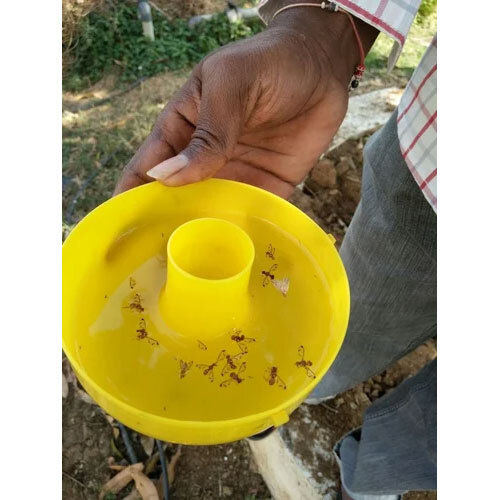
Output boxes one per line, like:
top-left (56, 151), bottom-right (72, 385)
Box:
top-left (63, 3), bottom-right (264, 92)
top-left (365, 12), bottom-right (436, 76)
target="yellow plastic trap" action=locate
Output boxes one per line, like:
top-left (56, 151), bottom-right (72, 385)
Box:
top-left (63, 179), bottom-right (350, 445)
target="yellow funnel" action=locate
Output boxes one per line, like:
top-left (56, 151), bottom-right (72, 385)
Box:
top-left (62, 179), bottom-right (349, 445)
top-left (161, 218), bottom-right (255, 340)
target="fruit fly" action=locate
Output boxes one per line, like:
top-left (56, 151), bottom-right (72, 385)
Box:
top-left (230, 330), bottom-right (256, 353)
top-left (196, 350), bottom-right (226, 382)
top-left (136, 318), bottom-right (159, 346)
top-left (220, 362), bottom-right (246, 387)
top-left (265, 244), bottom-right (276, 260)
top-left (197, 340), bottom-right (208, 351)
top-left (264, 366), bottom-right (287, 389)
top-left (129, 277), bottom-right (136, 289)
top-left (177, 359), bottom-right (193, 379)
top-left (261, 264), bottom-right (278, 287)
top-left (221, 352), bottom-right (246, 376)
top-left (295, 345), bottom-right (316, 378)
top-left (123, 293), bottom-right (144, 313)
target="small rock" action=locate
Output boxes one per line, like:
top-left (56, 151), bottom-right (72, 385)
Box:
top-left (336, 157), bottom-right (352, 176)
top-left (349, 402), bottom-right (358, 410)
top-left (372, 383), bottom-right (382, 391)
top-left (334, 397), bottom-right (345, 408)
top-left (223, 456), bottom-right (228, 461)
top-left (310, 159), bottom-right (337, 188)
top-left (373, 375), bottom-right (382, 383)
top-left (371, 390), bottom-right (380, 398)
top-left (384, 378), bottom-right (395, 388)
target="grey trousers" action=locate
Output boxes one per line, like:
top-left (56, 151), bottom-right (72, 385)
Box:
top-left (309, 111), bottom-right (437, 498)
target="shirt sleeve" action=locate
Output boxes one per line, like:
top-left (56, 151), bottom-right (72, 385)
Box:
top-left (257, 0), bottom-right (422, 69)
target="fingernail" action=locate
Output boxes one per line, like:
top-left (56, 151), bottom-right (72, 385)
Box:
top-left (147, 154), bottom-right (188, 180)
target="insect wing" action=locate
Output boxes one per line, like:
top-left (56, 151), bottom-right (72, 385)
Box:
top-left (298, 345), bottom-right (305, 361)
top-left (237, 362), bottom-right (247, 375)
top-left (276, 375), bottom-right (287, 389)
top-left (215, 349), bottom-right (226, 364)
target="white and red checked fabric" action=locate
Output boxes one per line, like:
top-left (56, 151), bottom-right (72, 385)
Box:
top-left (258, 0), bottom-right (437, 212)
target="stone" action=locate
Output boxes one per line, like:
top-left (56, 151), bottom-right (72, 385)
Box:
top-left (327, 88), bottom-right (404, 153)
top-left (310, 159), bottom-right (337, 189)
top-left (334, 397), bottom-right (345, 408)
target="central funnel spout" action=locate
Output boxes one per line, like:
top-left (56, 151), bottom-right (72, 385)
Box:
top-left (160, 218), bottom-right (255, 339)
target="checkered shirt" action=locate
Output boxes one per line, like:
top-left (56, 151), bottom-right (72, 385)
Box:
top-left (258, 0), bottom-right (437, 212)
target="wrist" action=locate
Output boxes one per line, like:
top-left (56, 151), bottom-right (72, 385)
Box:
top-left (266, 6), bottom-right (378, 87)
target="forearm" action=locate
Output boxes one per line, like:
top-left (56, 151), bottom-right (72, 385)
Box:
top-left (263, 5), bottom-right (379, 88)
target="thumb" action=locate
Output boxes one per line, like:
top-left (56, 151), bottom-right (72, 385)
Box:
top-left (147, 74), bottom-right (243, 186)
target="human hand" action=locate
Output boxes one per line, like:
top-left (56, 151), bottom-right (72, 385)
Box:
top-left (114, 9), bottom-right (378, 198)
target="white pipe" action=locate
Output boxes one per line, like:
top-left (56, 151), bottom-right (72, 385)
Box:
top-left (137, 0), bottom-right (155, 41)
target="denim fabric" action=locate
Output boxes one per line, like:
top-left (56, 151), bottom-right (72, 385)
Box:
top-left (335, 360), bottom-right (436, 498)
top-left (309, 111), bottom-right (437, 496)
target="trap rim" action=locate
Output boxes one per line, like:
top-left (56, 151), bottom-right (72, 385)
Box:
top-left (62, 179), bottom-right (350, 442)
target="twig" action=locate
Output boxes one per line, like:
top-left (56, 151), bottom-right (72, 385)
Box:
top-left (64, 147), bottom-right (120, 224)
top-left (63, 471), bottom-right (87, 489)
top-left (149, 1), bottom-right (169, 17)
top-left (320, 403), bottom-right (338, 413)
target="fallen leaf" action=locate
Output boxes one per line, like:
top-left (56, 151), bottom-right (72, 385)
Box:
top-left (109, 465), bottom-right (127, 471)
top-left (140, 435), bottom-right (155, 456)
top-left (123, 487), bottom-right (142, 500)
top-left (62, 374), bottom-right (69, 399)
top-left (167, 446), bottom-right (182, 483)
top-left (144, 452), bottom-right (160, 476)
top-left (130, 469), bottom-right (159, 500)
top-left (99, 463), bottom-right (144, 499)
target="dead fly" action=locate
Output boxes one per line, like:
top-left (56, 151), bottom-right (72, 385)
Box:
top-left (264, 366), bottom-right (287, 389)
top-left (177, 359), bottom-right (193, 379)
top-left (197, 340), bottom-right (208, 351)
top-left (221, 352), bottom-right (246, 376)
top-left (123, 293), bottom-right (144, 313)
top-left (295, 345), bottom-right (316, 378)
top-left (272, 277), bottom-right (290, 297)
top-left (230, 331), bottom-right (256, 353)
top-left (261, 264), bottom-right (278, 287)
top-left (136, 318), bottom-right (159, 347)
top-left (265, 244), bottom-right (276, 260)
top-left (196, 350), bottom-right (226, 382)
top-left (220, 362), bottom-right (246, 387)
top-left (129, 277), bottom-right (136, 289)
